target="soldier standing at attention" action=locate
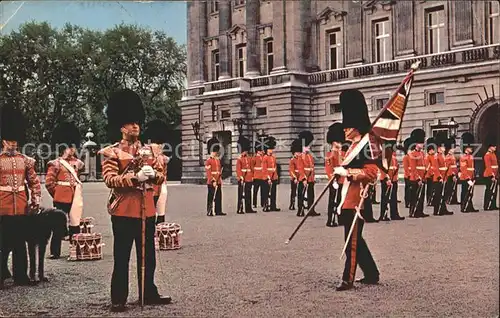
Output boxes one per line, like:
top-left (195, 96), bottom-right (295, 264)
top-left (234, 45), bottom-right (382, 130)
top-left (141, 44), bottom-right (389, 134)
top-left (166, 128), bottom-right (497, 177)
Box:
top-left (99, 89), bottom-right (172, 312)
top-left (408, 129), bottom-right (429, 218)
top-left (205, 137), bottom-right (225, 216)
top-left (433, 133), bottom-right (454, 216)
top-left (262, 136), bottom-right (280, 212)
top-left (297, 131), bottom-right (320, 217)
top-left (483, 135), bottom-right (498, 211)
top-left (288, 139), bottom-right (301, 211)
top-left (425, 138), bottom-right (436, 206)
top-left (459, 133), bottom-right (478, 213)
top-left (444, 140), bottom-right (459, 205)
top-left (325, 122), bottom-right (345, 227)
top-left (45, 122), bottom-right (85, 259)
top-left (236, 136), bottom-right (255, 214)
top-left (252, 141), bottom-right (266, 209)
top-left (379, 152), bottom-right (405, 221)
top-left (402, 138), bottom-right (412, 208)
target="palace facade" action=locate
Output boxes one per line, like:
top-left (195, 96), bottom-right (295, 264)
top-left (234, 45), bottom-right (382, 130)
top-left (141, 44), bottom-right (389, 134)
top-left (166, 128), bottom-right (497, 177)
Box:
top-left (179, 0), bottom-right (500, 183)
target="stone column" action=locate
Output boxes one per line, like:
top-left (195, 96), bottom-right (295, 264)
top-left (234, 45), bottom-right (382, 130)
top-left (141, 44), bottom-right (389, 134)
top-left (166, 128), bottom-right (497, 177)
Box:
top-left (245, 0), bottom-right (260, 77)
top-left (187, 2), bottom-right (207, 86)
top-left (218, 0), bottom-right (232, 80)
top-left (271, 0), bottom-right (287, 74)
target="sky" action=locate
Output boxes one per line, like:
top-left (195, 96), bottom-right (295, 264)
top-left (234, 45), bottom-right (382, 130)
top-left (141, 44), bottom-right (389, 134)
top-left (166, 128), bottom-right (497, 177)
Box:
top-left (0, 0), bottom-right (187, 44)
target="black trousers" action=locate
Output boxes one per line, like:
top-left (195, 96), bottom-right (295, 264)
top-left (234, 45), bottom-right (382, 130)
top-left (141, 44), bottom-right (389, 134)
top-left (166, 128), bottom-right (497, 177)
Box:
top-left (237, 181), bottom-right (253, 212)
top-left (461, 181), bottom-right (476, 212)
top-left (111, 216), bottom-right (159, 304)
top-left (432, 181), bottom-right (446, 215)
top-left (290, 180), bottom-right (297, 206)
top-left (0, 215), bottom-right (28, 283)
top-left (297, 182), bottom-right (315, 211)
top-left (327, 183), bottom-right (342, 221)
top-left (252, 179), bottom-right (266, 207)
top-left (263, 180), bottom-right (278, 209)
top-left (484, 177), bottom-right (498, 210)
top-left (49, 202), bottom-right (73, 257)
top-left (409, 181), bottom-right (426, 216)
top-left (444, 176), bottom-right (458, 204)
top-left (426, 178), bottom-right (434, 205)
top-left (207, 184), bottom-right (222, 215)
top-left (404, 178), bottom-right (412, 207)
top-left (339, 210), bottom-right (379, 284)
top-left (369, 185), bottom-right (378, 203)
top-left (380, 182), bottom-right (399, 219)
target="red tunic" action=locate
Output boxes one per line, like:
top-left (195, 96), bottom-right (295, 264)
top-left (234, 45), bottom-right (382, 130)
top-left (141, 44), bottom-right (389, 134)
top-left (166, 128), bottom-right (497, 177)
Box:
top-left (435, 153), bottom-right (447, 181)
top-left (0, 151), bottom-right (41, 215)
top-left (483, 151), bottom-right (498, 178)
top-left (425, 154), bottom-right (437, 180)
top-left (342, 164), bottom-right (379, 210)
top-left (297, 153), bottom-right (315, 182)
top-left (99, 140), bottom-right (165, 218)
top-left (153, 154), bottom-right (169, 197)
top-left (289, 156), bottom-right (299, 180)
top-left (205, 156), bottom-right (222, 185)
top-left (403, 154), bottom-right (411, 179)
top-left (445, 154), bottom-right (458, 178)
top-left (459, 154), bottom-right (475, 181)
top-left (236, 154), bottom-right (253, 182)
top-left (409, 150), bottom-right (426, 181)
top-left (45, 156), bottom-right (84, 204)
top-left (325, 149), bottom-right (345, 184)
top-left (252, 154), bottom-right (265, 180)
top-left (262, 154), bottom-right (278, 181)
top-left (379, 156), bottom-right (399, 182)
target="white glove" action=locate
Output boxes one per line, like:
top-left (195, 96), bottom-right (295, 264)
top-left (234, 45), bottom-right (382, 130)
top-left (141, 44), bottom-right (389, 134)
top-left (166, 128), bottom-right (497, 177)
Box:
top-left (333, 181), bottom-right (339, 190)
top-left (334, 167), bottom-right (348, 177)
top-left (137, 165), bottom-right (155, 182)
top-left (467, 180), bottom-right (474, 187)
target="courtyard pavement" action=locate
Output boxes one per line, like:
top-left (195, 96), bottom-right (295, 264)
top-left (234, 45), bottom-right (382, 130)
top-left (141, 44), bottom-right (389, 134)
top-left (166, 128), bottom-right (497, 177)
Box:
top-left (0, 182), bottom-right (498, 317)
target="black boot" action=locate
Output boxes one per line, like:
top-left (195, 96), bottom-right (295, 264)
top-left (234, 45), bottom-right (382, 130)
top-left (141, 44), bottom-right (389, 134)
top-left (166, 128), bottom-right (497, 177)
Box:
top-left (289, 199), bottom-right (296, 210)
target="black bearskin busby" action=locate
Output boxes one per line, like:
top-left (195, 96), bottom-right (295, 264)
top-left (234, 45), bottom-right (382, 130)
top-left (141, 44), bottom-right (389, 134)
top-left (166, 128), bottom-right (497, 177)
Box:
top-left (298, 130), bottom-right (314, 148)
top-left (51, 121), bottom-right (81, 150)
top-left (266, 136), bottom-right (277, 150)
top-left (410, 128), bottom-right (426, 144)
top-left (485, 134), bottom-right (497, 148)
top-left (0, 105), bottom-right (26, 144)
top-left (143, 119), bottom-right (169, 144)
top-left (207, 137), bottom-right (221, 154)
top-left (291, 139), bottom-right (302, 154)
top-left (445, 137), bottom-right (455, 153)
top-left (339, 89), bottom-right (371, 135)
top-left (425, 137), bottom-right (436, 152)
top-left (434, 131), bottom-right (448, 149)
top-left (237, 136), bottom-right (251, 153)
top-left (403, 137), bottom-right (413, 153)
top-left (326, 122), bottom-right (345, 144)
top-left (106, 89), bottom-right (145, 130)
top-left (461, 132), bottom-right (474, 152)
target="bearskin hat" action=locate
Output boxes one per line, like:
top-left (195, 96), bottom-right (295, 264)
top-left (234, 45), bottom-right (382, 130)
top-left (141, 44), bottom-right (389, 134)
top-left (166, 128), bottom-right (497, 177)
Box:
top-left (425, 137), bottom-right (436, 152)
top-left (105, 89), bottom-right (145, 130)
top-left (341, 142), bottom-right (351, 152)
top-left (485, 134), bottom-right (497, 148)
top-left (410, 128), bottom-right (426, 144)
top-left (445, 137), bottom-right (455, 152)
top-left (207, 137), bottom-right (221, 154)
top-left (461, 132), bottom-right (474, 151)
top-left (237, 136), bottom-right (251, 153)
top-left (340, 89), bottom-right (371, 135)
top-left (326, 122), bottom-right (344, 144)
top-left (1, 105), bottom-right (26, 144)
top-left (298, 130), bottom-right (314, 147)
top-left (403, 138), bottom-right (413, 153)
top-left (291, 139), bottom-right (302, 154)
top-left (143, 119), bottom-right (169, 144)
top-left (51, 121), bottom-right (81, 149)
top-left (434, 131), bottom-right (448, 148)
top-left (266, 136), bottom-right (277, 150)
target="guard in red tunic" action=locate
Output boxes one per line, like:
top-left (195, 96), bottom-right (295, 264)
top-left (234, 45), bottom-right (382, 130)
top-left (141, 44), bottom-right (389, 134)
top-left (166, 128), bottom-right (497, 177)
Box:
top-left (459, 133), bottom-right (478, 213)
top-left (379, 152), bottom-right (405, 221)
top-left (143, 119), bottom-right (170, 224)
top-left (402, 138), bottom-right (413, 208)
top-left (263, 136), bottom-right (280, 212)
top-left (236, 136), bottom-right (255, 214)
top-left (0, 106), bottom-right (42, 286)
top-left (409, 129), bottom-right (429, 218)
top-left (325, 122), bottom-right (345, 227)
top-left (444, 140), bottom-right (459, 205)
top-left (45, 122), bottom-right (84, 259)
top-left (334, 89), bottom-right (379, 291)
top-left (288, 139), bottom-right (301, 210)
top-left (433, 133), bottom-right (454, 216)
top-left (425, 137), bottom-right (436, 206)
top-left (205, 137), bottom-right (225, 216)
top-left (297, 131), bottom-right (319, 217)
top-left (252, 140), bottom-right (266, 208)
top-left (483, 135), bottom-right (498, 210)
top-left (99, 89), bottom-right (171, 312)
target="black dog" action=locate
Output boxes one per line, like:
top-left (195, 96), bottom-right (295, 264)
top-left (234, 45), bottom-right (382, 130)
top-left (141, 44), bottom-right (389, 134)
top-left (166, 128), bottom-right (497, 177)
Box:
top-left (26, 208), bottom-right (67, 283)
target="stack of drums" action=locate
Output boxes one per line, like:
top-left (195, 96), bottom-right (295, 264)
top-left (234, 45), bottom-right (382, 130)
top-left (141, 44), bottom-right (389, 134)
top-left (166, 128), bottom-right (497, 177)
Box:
top-left (68, 218), bottom-right (104, 261)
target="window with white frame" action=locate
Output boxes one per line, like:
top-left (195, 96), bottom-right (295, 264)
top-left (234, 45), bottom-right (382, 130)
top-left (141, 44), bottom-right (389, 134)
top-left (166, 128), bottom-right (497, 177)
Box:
top-left (327, 29), bottom-right (341, 70)
top-left (425, 6), bottom-right (445, 54)
top-left (212, 50), bottom-right (220, 81)
top-left (265, 39), bottom-right (273, 75)
top-left (373, 18), bottom-right (390, 62)
top-left (487, 1), bottom-right (499, 44)
top-left (236, 45), bottom-right (247, 77)
top-left (428, 91), bottom-right (445, 105)
top-left (210, 1), bottom-right (219, 13)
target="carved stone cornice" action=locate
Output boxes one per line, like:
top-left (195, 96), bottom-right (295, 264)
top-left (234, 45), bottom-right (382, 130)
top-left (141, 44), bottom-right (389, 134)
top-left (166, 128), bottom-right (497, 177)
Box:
top-left (363, 0), bottom-right (395, 15)
top-left (316, 6), bottom-right (347, 24)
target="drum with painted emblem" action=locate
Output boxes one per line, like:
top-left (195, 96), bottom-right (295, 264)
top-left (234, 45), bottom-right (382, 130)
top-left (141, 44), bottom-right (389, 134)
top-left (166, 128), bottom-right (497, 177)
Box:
top-left (79, 217), bottom-right (95, 234)
top-left (155, 223), bottom-right (182, 250)
top-left (68, 233), bottom-right (104, 261)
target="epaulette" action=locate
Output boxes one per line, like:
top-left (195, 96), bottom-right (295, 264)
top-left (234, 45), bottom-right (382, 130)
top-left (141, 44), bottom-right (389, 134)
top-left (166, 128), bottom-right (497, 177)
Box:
top-left (98, 142), bottom-right (120, 157)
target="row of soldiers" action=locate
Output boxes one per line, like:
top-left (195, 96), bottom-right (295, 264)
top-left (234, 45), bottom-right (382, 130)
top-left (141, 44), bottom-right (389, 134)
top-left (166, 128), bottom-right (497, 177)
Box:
top-left (203, 125), bottom-right (498, 221)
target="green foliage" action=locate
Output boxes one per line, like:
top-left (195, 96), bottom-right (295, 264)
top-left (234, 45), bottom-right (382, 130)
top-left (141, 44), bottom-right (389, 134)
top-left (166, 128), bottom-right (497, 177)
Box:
top-left (0, 21), bottom-right (186, 144)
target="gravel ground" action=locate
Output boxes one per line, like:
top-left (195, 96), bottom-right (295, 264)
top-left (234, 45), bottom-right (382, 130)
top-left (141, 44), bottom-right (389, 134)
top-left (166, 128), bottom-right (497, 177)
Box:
top-left (0, 183), bottom-right (498, 317)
